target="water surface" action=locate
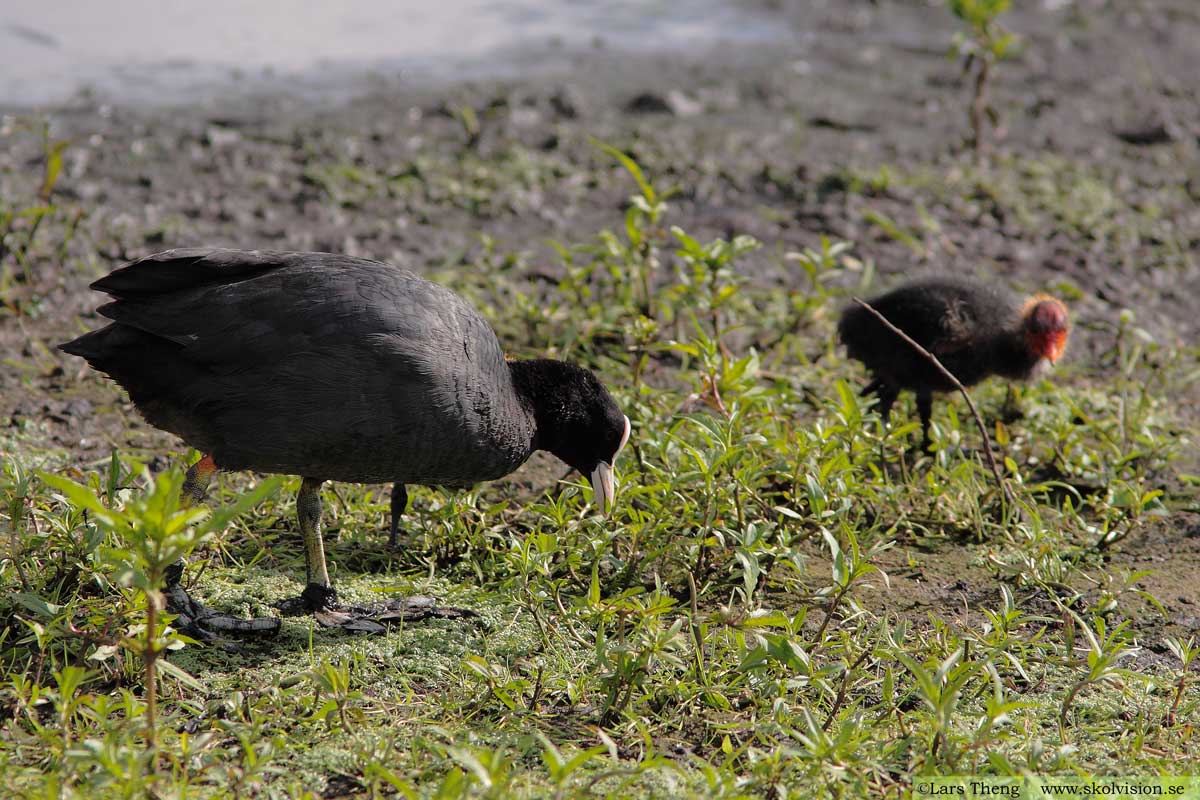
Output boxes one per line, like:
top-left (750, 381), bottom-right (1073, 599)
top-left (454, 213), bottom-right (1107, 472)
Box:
top-left (3, 0), bottom-right (786, 106)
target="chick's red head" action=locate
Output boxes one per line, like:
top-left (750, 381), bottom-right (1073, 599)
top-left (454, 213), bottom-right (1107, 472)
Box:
top-left (1021, 294), bottom-right (1070, 363)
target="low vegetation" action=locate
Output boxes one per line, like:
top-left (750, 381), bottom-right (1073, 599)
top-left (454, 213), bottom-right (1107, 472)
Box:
top-left (2, 122), bottom-right (1197, 798)
top-left (947, 0), bottom-right (1018, 159)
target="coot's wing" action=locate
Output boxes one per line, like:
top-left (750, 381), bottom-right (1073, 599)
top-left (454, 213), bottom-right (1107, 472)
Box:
top-left (841, 284), bottom-right (952, 359)
top-left (85, 249), bottom-right (523, 482)
top-left (91, 248), bottom-right (284, 298)
top-left (93, 250), bottom-right (415, 371)
top-left (93, 248), bottom-right (503, 401)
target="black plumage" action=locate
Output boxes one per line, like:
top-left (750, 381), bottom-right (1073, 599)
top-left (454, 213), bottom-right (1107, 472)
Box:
top-left (839, 278), bottom-right (1069, 448)
top-left (61, 248), bottom-right (631, 634)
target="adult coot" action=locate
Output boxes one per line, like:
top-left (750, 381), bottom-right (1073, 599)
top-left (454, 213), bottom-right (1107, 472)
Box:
top-left (61, 248), bottom-right (631, 636)
top-left (839, 278), bottom-right (1069, 449)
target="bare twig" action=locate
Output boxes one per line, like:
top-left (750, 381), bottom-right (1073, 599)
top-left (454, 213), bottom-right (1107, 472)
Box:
top-left (969, 55), bottom-right (991, 163)
top-left (851, 297), bottom-right (1016, 507)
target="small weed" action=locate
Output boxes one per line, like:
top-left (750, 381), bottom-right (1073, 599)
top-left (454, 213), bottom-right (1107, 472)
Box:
top-left (0, 118), bottom-right (86, 317)
top-left (947, 0), bottom-right (1018, 159)
top-left (3, 124), bottom-right (1196, 797)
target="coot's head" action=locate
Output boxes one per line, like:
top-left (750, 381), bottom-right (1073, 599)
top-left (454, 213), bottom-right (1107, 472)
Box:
top-left (512, 359), bottom-right (631, 515)
top-left (1020, 294), bottom-right (1070, 364)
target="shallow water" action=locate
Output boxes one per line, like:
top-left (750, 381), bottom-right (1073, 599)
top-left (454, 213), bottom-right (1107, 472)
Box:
top-left (3, 0), bottom-right (787, 106)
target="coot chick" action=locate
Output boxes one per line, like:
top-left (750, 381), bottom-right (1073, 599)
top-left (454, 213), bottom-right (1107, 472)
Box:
top-left (838, 278), bottom-right (1069, 449)
top-left (61, 248), bottom-right (631, 637)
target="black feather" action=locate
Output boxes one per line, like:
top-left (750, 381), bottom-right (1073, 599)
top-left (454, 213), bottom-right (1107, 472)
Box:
top-left (62, 248), bottom-right (626, 486)
top-left (839, 278), bottom-right (1039, 394)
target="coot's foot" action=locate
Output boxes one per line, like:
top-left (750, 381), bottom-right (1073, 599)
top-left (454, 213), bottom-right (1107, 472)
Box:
top-left (336, 596), bottom-right (479, 634)
top-left (276, 584), bottom-right (478, 634)
top-left (275, 583), bottom-right (346, 627)
top-left (165, 565), bottom-right (281, 649)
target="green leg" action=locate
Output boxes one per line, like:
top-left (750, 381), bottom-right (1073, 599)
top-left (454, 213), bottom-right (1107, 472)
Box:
top-left (298, 477), bottom-right (330, 589)
top-left (170, 454), bottom-right (218, 588)
top-left (168, 453), bottom-right (217, 592)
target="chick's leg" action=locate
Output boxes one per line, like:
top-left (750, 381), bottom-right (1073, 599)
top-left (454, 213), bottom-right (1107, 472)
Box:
top-left (876, 385), bottom-right (899, 422)
top-left (916, 392), bottom-right (934, 451)
top-left (863, 379), bottom-right (899, 422)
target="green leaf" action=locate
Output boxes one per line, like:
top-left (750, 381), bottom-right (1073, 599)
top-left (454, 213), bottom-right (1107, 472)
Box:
top-left (671, 226), bottom-right (702, 256)
top-left (39, 141), bottom-right (69, 200)
top-left (157, 658), bottom-right (205, 692)
top-left (12, 592), bottom-right (62, 618)
top-left (38, 471), bottom-right (126, 528)
top-left (203, 475), bottom-right (284, 533)
top-left (773, 505), bottom-right (803, 520)
top-left (593, 140), bottom-right (655, 202)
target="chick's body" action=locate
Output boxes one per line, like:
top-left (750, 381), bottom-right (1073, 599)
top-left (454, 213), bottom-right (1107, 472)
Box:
top-left (840, 280), bottom-right (1045, 391)
top-left (839, 278), bottom-right (1069, 447)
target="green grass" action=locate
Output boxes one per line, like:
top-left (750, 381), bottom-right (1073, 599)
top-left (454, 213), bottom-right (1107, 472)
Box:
top-left (1, 133), bottom-right (1199, 799)
top-left (0, 118), bottom-right (87, 320)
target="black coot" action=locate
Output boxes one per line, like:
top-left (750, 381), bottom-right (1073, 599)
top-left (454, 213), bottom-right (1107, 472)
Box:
top-left (61, 248), bottom-right (631, 635)
top-left (838, 278), bottom-right (1069, 449)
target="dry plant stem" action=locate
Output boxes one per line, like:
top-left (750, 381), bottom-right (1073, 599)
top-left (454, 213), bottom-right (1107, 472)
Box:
top-left (823, 647), bottom-right (872, 731)
top-left (145, 590), bottom-right (160, 772)
top-left (706, 373), bottom-right (730, 419)
top-left (524, 589), bottom-right (551, 648)
top-left (850, 298), bottom-right (1016, 507)
top-left (810, 581), bottom-right (853, 654)
top-left (970, 56), bottom-right (991, 162)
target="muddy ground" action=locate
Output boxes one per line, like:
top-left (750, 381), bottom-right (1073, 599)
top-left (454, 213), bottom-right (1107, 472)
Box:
top-left (2, 0), bottom-right (1199, 647)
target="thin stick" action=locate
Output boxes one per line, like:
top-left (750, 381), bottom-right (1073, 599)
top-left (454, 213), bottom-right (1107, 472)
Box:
top-left (851, 297), bottom-right (1015, 507)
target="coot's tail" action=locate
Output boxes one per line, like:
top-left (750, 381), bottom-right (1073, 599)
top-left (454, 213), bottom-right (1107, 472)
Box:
top-left (59, 324), bottom-right (216, 449)
top-left (60, 322), bottom-right (132, 362)
top-left (89, 248), bottom-right (284, 298)
top-left (59, 323), bottom-right (188, 399)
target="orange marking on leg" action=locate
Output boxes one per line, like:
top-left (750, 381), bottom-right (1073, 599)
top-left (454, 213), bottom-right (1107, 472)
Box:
top-left (193, 453), bottom-right (218, 480)
top-left (182, 453), bottom-right (219, 506)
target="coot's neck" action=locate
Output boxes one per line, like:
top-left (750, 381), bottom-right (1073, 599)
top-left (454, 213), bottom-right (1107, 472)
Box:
top-left (990, 328), bottom-right (1041, 380)
top-left (507, 358), bottom-right (559, 452)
